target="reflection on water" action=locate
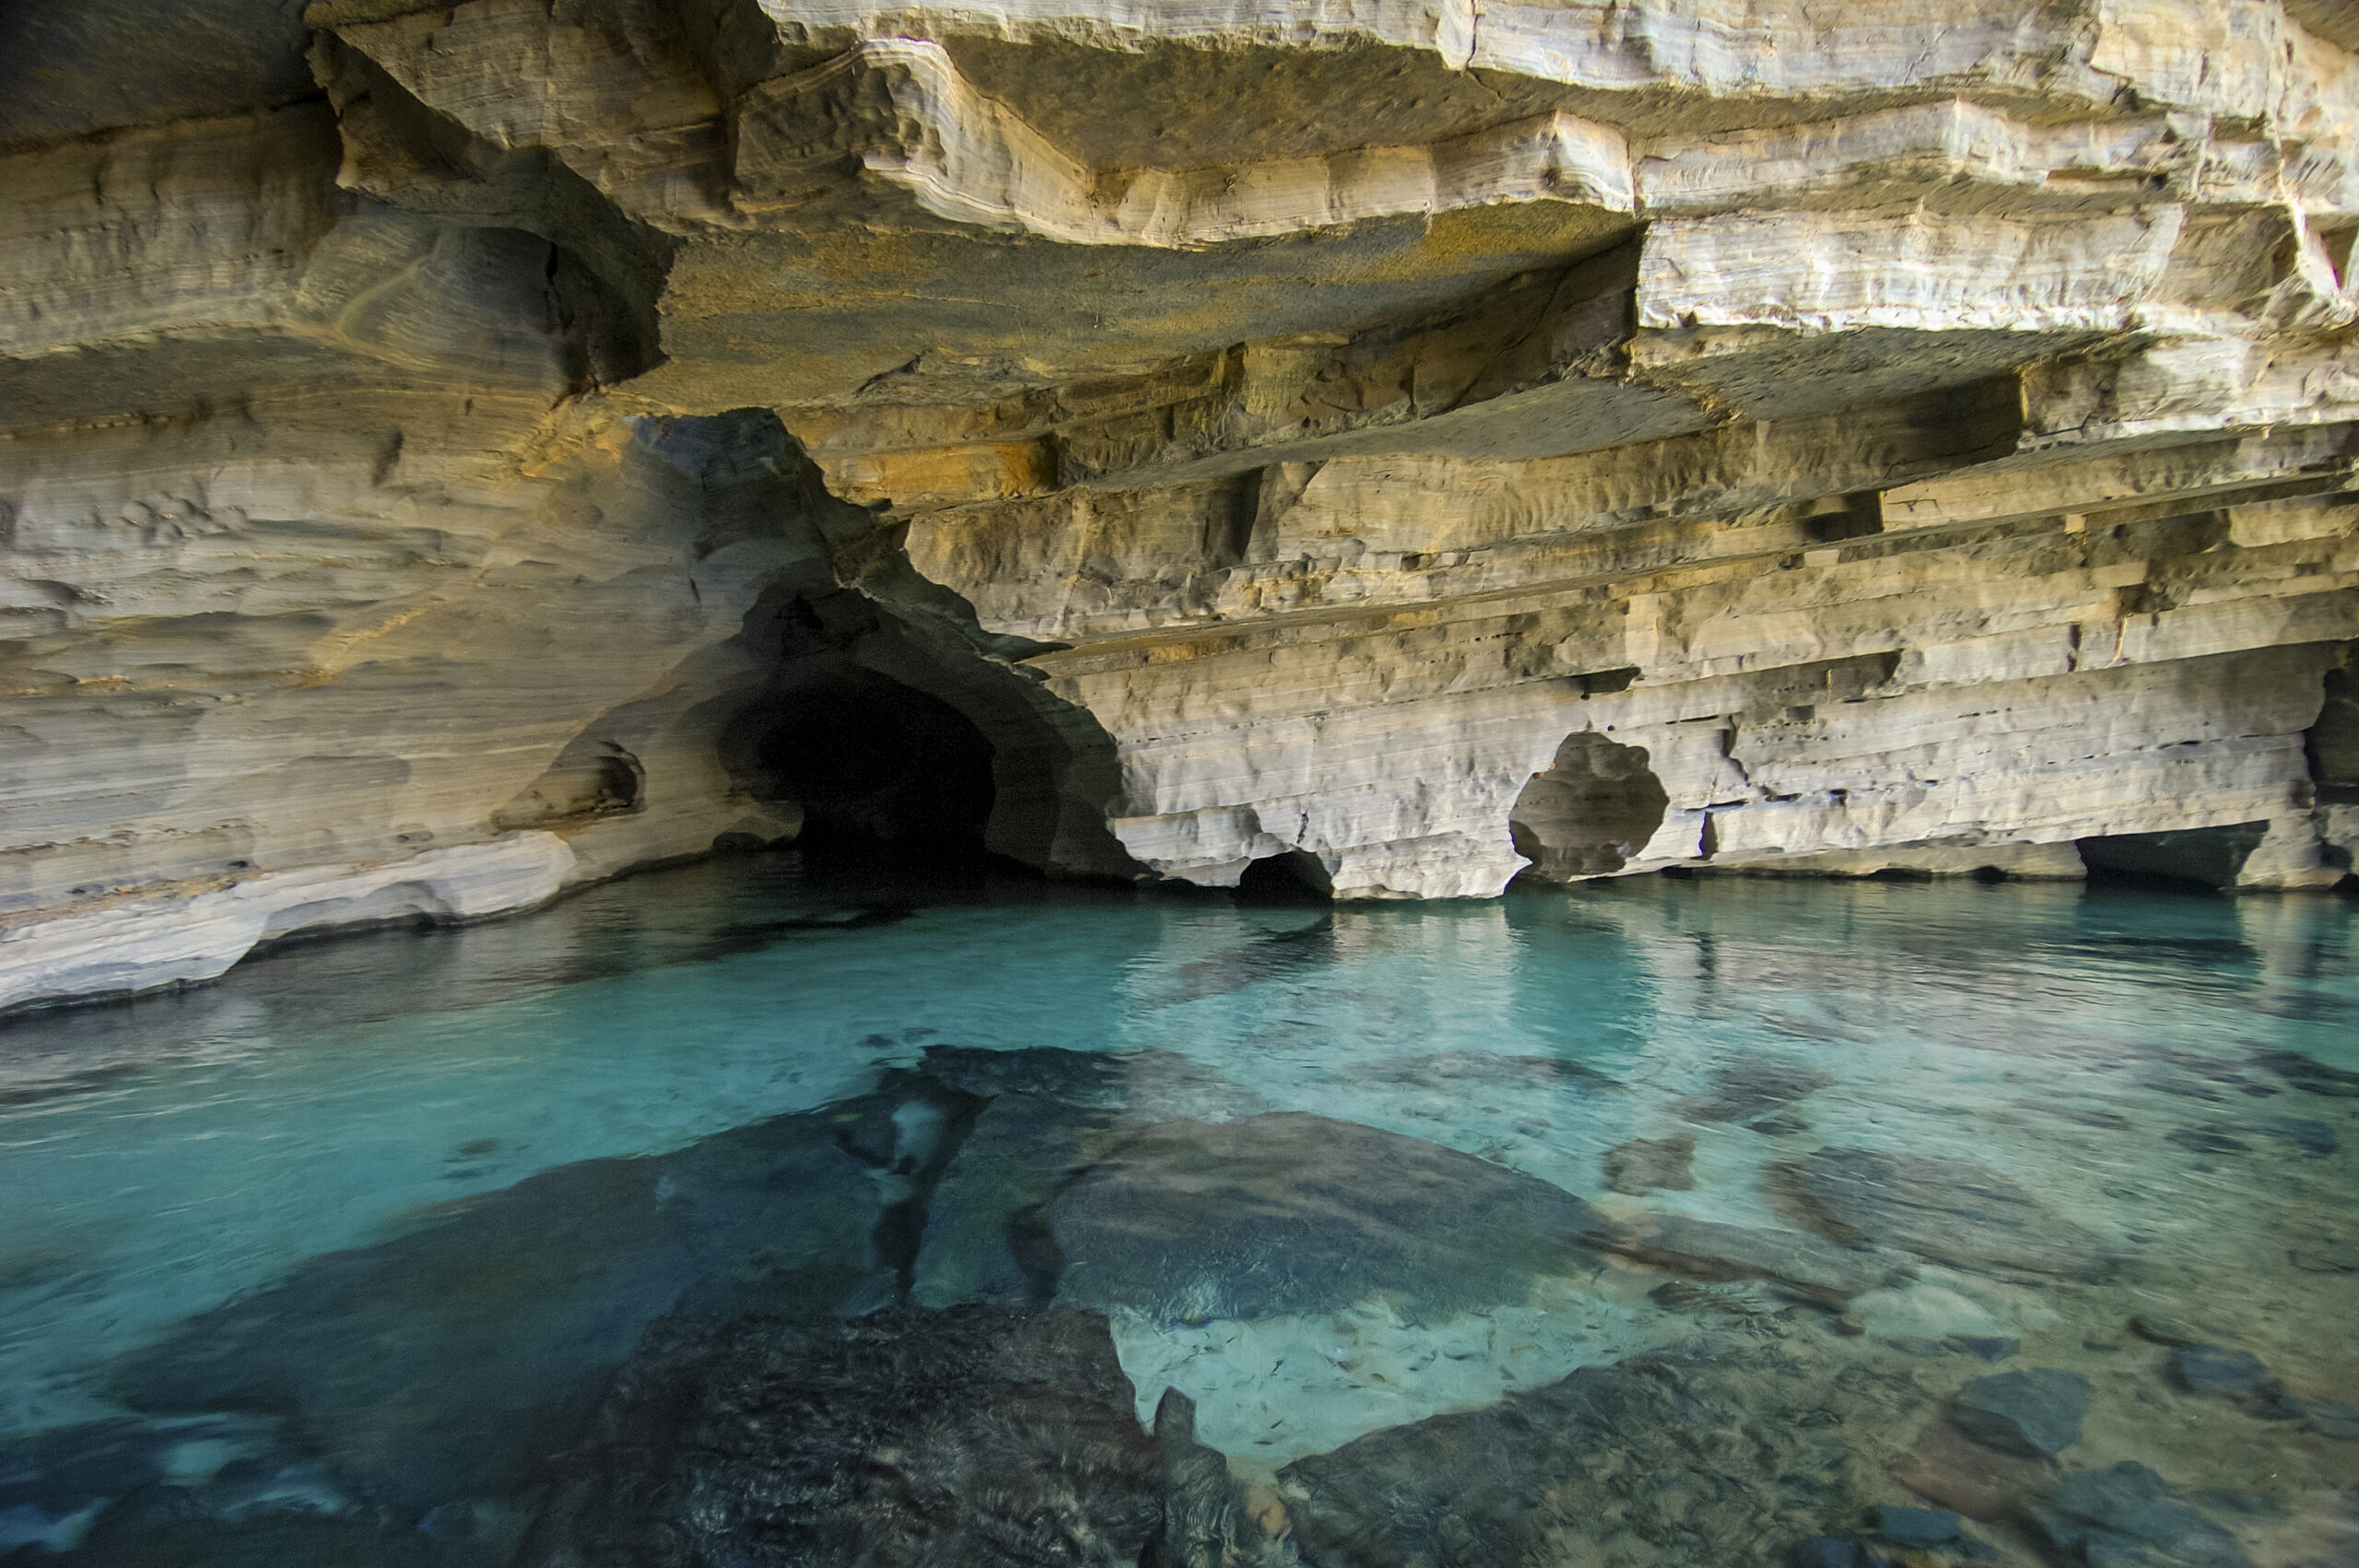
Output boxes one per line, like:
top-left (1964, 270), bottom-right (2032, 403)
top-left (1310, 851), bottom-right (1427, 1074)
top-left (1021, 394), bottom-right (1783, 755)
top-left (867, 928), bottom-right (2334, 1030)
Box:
top-left (0, 856), bottom-right (2353, 1565)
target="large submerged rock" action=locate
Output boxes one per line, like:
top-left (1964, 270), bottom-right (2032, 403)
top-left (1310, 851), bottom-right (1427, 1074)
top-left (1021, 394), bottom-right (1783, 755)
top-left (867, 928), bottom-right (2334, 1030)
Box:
top-left (6, 0), bottom-right (2358, 1004)
top-left (524, 1305), bottom-right (1288, 1568)
top-left (1790, 1146), bottom-right (2129, 1281)
top-left (1047, 1112), bottom-right (1620, 1323)
top-left (108, 1106), bottom-right (890, 1510)
top-left (1275, 1346), bottom-right (1884, 1566)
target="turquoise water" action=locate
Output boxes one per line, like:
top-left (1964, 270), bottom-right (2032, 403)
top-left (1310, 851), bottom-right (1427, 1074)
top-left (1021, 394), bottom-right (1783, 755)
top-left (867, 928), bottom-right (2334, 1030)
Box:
top-left (1, 856), bottom-right (2353, 1565)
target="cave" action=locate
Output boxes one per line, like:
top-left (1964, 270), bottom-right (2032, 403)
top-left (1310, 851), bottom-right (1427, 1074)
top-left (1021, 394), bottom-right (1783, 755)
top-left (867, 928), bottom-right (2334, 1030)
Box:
top-left (1508, 731), bottom-right (1672, 882)
top-left (2075, 822), bottom-right (2271, 892)
top-left (1236, 848), bottom-right (1335, 904)
top-left (728, 654), bottom-right (999, 857)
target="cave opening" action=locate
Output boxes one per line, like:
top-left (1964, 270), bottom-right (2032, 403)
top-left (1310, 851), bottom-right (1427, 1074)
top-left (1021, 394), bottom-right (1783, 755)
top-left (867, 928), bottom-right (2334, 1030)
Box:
top-left (2074, 822), bottom-right (2268, 893)
top-left (731, 653), bottom-right (1000, 858)
top-left (1236, 848), bottom-right (1334, 904)
top-left (1508, 731), bottom-right (1672, 883)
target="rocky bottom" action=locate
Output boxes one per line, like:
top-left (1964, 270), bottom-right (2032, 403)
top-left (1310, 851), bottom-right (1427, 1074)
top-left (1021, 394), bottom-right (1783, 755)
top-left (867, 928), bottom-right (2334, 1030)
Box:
top-left (0, 868), bottom-right (2353, 1568)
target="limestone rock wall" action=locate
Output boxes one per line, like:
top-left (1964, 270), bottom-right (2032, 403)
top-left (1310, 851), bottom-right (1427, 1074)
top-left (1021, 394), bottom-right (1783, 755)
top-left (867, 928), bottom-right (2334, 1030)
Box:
top-left (4, 0), bottom-right (2355, 1003)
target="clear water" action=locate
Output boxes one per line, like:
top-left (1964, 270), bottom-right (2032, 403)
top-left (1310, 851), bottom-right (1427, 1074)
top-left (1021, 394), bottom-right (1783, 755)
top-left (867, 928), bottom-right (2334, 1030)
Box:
top-left (1, 856), bottom-right (2353, 1565)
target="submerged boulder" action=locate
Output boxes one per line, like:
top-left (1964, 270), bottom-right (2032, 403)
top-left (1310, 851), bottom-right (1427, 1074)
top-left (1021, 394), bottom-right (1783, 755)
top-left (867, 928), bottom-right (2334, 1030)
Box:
top-left (524, 1305), bottom-right (1288, 1568)
top-left (1677, 1057), bottom-right (1835, 1125)
top-left (912, 1090), bottom-right (1103, 1308)
top-left (1277, 1348), bottom-right (1873, 1567)
top-left (914, 1045), bottom-right (1257, 1121)
top-left (1611, 1214), bottom-right (1907, 1305)
top-left (1602, 1134), bottom-right (1695, 1195)
top-left (2027, 1462), bottom-right (2253, 1568)
top-left (1791, 1147), bottom-right (2125, 1281)
top-left (1358, 1049), bottom-right (1622, 1095)
top-left (1948, 1368), bottom-right (2089, 1459)
top-left (1047, 1112), bottom-right (1619, 1324)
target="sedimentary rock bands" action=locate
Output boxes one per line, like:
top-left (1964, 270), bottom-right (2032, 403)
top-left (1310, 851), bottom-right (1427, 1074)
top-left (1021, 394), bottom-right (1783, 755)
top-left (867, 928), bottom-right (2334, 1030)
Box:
top-left (4, 0), bottom-right (2355, 1004)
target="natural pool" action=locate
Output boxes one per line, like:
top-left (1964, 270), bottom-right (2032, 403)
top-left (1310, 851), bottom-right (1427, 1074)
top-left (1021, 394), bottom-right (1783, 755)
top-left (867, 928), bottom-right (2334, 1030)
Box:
top-left (0, 855), bottom-right (2353, 1567)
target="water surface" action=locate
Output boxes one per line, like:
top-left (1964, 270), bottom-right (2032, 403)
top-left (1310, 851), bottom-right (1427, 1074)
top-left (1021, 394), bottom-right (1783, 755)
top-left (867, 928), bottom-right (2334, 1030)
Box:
top-left (1, 857), bottom-right (2353, 1565)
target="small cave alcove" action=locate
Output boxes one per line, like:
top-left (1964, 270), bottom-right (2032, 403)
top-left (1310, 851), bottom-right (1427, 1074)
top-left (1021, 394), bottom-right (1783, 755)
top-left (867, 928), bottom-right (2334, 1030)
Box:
top-left (2074, 822), bottom-right (2269, 893)
top-left (1509, 731), bottom-right (1671, 883)
top-left (727, 655), bottom-right (999, 858)
top-left (1236, 848), bottom-right (1334, 905)
top-left (492, 738), bottom-right (645, 829)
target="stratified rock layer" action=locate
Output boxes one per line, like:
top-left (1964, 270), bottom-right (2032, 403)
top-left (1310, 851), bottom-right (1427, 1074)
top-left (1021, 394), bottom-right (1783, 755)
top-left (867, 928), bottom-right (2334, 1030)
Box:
top-left (5, 0), bottom-right (2356, 1003)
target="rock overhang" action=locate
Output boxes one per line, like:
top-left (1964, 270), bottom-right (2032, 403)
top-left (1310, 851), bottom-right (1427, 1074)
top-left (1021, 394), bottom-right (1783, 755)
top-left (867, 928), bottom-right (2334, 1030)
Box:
top-left (2, 0), bottom-right (2355, 1001)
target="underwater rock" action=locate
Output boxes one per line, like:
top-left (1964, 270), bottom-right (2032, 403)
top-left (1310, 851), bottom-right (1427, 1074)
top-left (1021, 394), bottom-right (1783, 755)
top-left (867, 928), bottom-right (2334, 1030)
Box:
top-left (1612, 1213), bottom-right (1907, 1305)
top-left (911, 1091), bottom-right (1104, 1307)
top-left (1793, 1147), bottom-right (2123, 1281)
top-left (1948, 1369), bottom-right (2089, 1459)
top-left (2292, 1398), bottom-right (2359, 1442)
top-left (2165, 1126), bottom-right (2253, 1155)
top-left (917, 1046), bottom-right (1142, 1109)
top-left (0, 1413), bottom-right (293, 1559)
top-left (2130, 1315), bottom-right (2219, 1348)
top-left (1944, 1336), bottom-right (2019, 1363)
top-left (1649, 1280), bottom-right (1789, 1320)
top-left (2287, 1248), bottom-right (2358, 1275)
top-left (1888, 1415), bottom-right (2056, 1524)
top-left (2169, 1346), bottom-right (2273, 1400)
top-left (2262, 1117), bottom-right (2338, 1156)
top-left (1677, 1057), bottom-right (1836, 1125)
top-left (1278, 1348), bottom-right (1870, 1567)
top-left (916, 1045), bottom-right (1269, 1125)
top-left (1048, 1113), bottom-right (1618, 1324)
top-left (2026, 1462), bottom-right (2253, 1568)
top-left (2248, 1051), bottom-right (2359, 1096)
top-left (1602, 1135), bottom-right (1696, 1194)
top-left (110, 1106), bottom-right (888, 1510)
top-left (524, 1304), bottom-right (1287, 1568)
top-left (1361, 1050), bottom-right (1622, 1095)
top-left (1869, 1504), bottom-right (1964, 1548)
top-left (1884, 1336), bottom-right (1950, 1358)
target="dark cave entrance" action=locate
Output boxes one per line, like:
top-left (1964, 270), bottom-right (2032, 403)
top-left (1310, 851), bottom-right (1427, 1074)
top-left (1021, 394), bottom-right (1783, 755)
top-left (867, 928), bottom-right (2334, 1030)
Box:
top-left (1237, 848), bottom-right (1334, 904)
top-left (732, 655), bottom-right (998, 857)
top-left (1508, 731), bottom-right (1671, 882)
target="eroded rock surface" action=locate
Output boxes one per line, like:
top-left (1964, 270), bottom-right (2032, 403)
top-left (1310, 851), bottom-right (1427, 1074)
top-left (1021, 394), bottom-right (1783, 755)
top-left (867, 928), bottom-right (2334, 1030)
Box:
top-left (6, 0), bottom-right (2359, 1004)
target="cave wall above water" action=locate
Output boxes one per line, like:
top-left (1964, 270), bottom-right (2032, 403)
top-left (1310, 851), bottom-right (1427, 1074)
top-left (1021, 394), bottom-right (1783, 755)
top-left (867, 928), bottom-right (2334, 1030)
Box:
top-left (3, 0), bottom-right (2357, 1005)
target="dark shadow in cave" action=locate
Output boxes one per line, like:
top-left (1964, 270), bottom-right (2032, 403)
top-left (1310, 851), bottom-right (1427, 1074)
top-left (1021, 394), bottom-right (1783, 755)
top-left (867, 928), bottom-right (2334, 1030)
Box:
top-left (616, 404), bottom-right (1144, 882)
top-left (741, 655), bottom-right (998, 856)
top-left (713, 576), bottom-right (1109, 875)
top-left (2075, 823), bottom-right (2264, 895)
top-left (1236, 849), bottom-right (1334, 905)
